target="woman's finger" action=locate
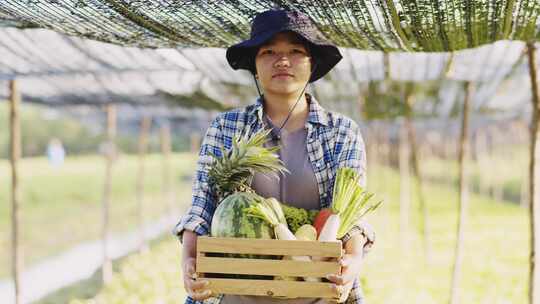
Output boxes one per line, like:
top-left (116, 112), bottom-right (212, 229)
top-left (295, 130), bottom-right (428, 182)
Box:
top-left (326, 274), bottom-right (345, 285)
top-left (184, 275), bottom-right (205, 290)
top-left (189, 279), bottom-right (210, 291)
top-left (191, 289), bottom-right (212, 301)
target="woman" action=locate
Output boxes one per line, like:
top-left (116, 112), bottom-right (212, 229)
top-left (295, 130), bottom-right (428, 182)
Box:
top-left (174, 9), bottom-right (375, 304)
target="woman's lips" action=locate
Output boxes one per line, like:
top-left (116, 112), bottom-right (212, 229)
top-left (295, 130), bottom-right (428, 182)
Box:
top-left (272, 73), bottom-right (294, 79)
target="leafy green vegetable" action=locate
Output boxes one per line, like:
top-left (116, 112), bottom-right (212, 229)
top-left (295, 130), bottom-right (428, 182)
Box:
top-left (244, 198), bottom-right (287, 227)
top-left (281, 203), bottom-right (319, 234)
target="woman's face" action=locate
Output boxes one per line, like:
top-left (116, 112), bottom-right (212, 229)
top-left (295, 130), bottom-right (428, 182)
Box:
top-left (254, 32), bottom-right (312, 96)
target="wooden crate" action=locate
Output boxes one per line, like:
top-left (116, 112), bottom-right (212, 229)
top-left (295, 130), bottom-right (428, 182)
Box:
top-left (196, 237), bottom-right (342, 300)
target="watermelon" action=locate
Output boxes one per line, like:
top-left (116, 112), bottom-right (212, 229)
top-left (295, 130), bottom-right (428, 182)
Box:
top-left (209, 192), bottom-right (276, 280)
top-left (211, 192), bottom-right (274, 239)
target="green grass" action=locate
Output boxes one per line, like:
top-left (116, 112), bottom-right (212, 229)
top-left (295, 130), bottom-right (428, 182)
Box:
top-left (364, 166), bottom-right (527, 303)
top-left (420, 145), bottom-right (528, 204)
top-left (61, 164), bottom-right (528, 304)
top-left (0, 153), bottom-right (198, 279)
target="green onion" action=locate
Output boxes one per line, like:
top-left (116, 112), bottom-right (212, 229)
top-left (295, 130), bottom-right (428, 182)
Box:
top-left (332, 168), bottom-right (382, 239)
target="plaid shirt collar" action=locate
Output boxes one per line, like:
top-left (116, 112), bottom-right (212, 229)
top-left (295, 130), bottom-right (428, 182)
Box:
top-left (246, 93), bottom-right (330, 127)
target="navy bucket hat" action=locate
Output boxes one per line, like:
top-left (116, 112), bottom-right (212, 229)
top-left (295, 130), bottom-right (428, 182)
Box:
top-left (226, 9), bottom-right (342, 82)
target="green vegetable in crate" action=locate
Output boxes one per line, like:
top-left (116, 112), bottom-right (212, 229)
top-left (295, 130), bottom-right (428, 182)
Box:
top-left (281, 203), bottom-right (319, 234)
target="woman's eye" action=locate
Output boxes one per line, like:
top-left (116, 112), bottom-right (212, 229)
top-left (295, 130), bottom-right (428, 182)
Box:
top-left (292, 48), bottom-right (308, 55)
top-left (261, 49), bottom-right (274, 55)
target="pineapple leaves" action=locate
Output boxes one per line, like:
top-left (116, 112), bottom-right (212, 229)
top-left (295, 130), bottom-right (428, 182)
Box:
top-left (208, 129), bottom-right (288, 203)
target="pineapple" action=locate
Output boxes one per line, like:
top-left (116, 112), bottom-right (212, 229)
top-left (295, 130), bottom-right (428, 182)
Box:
top-left (208, 129), bottom-right (288, 203)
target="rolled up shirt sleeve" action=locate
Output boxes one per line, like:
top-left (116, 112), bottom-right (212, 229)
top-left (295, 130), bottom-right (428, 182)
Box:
top-left (339, 220), bottom-right (376, 256)
top-left (172, 116), bottom-right (223, 243)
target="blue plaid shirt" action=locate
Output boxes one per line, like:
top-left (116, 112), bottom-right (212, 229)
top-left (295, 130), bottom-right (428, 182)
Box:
top-left (174, 94), bottom-right (375, 304)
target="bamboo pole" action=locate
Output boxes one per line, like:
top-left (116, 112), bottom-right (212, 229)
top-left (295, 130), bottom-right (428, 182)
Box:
top-left (526, 41), bottom-right (540, 304)
top-left (9, 79), bottom-right (22, 304)
top-left (485, 127), bottom-right (495, 199)
top-left (476, 129), bottom-right (489, 196)
top-left (357, 87), bottom-right (365, 121)
top-left (450, 81), bottom-right (472, 304)
top-left (381, 125), bottom-right (391, 168)
top-left (160, 124), bottom-right (174, 215)
top-left (399, 119), bottom-right (411, 254)
top-left (404, 84), bottom-right (432, 264)
top-left (136, 116), bottom-right (151, 253)
top-left (102, 104), bottom-right (116, 284)
top-left (373, 124), bottom-right (383, 185)
top-left (190, 132), bottom-right (201, 153)
top-left (366, 125), bottom-right (377, 185)
top-left (493, 130), bottom-right (504, 201)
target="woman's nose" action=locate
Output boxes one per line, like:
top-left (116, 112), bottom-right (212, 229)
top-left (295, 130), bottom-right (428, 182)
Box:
top-left (274, 55), bottom-right (291, 68)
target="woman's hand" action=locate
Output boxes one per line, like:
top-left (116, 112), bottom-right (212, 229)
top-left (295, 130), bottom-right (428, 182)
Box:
top-left (183, 257), bottom-right (213, 301)
top-left (326, 252), bottom-right (362, 301)
top-left (326, 234), bottom-right (366, 302)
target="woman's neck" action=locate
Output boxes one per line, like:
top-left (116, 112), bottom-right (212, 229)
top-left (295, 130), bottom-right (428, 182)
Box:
top-left (263, 91), bottom-right (309, 132)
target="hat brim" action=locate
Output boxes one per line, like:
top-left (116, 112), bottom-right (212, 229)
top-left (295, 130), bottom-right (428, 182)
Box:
top-left (226, 29), bottom-right (342, 82)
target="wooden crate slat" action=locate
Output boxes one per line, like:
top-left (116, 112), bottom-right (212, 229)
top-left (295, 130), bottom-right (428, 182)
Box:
top-left (197, 256), bottom-right (340, 277)
top-left (197, 237), bottom-right (342, 257)
top-left (204, 278), bottom-right (340, 299)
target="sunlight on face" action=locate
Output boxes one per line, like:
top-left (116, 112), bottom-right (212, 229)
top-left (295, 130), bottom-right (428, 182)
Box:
top-left (254, 31), bottom-right (312, 96)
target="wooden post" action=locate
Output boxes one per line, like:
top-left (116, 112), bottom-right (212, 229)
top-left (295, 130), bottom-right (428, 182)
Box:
top-left (399, 119), bottom-right (411, 254)
top-left (404, 84), bottom-right (432, 264)
top-left (450, 81), bottom-right (472, 304)
top-left (485, 126), bottom-right (496, 199)
top-left (160, 124), bottom-right (175, 215)
top-left (9, 79), bottom-right (22, 304)
top-left (190, 132), bottom-right (201, 153)
top-left (527, 41), bottom-right (540, 304)
top-left (102, 104), bottom-right (116, 284)
top-left (136, 116), bottom-right (151, 253)
top-left (476, 129), bottom-right (489, 196)
top-left (493, 129), bottom-right (504, 201)
top-left (366, 125), bottom-right (377, 186)
top-left (373, 124), bottom-right (382, 186)
top-left (357, 87), bottom-right (365, 121)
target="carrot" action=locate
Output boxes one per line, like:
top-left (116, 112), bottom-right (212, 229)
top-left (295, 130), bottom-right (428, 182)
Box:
top-left (313, 208), bottom-right (333, 237)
